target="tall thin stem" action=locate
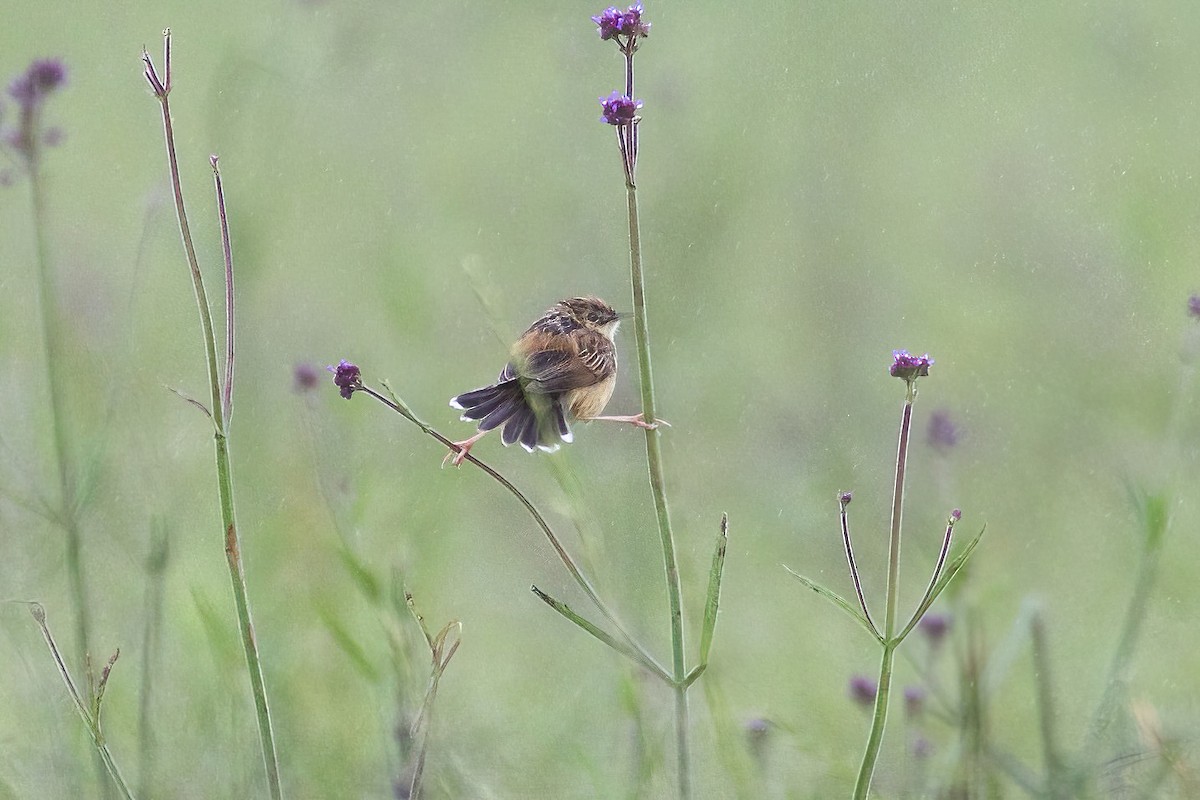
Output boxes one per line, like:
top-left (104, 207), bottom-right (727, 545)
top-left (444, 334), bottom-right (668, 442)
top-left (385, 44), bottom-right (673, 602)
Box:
top-left (625, 152), bottom-right (689, 799)
top-left (853, 387), bottom-right (915, 799)
top-left (143, 34), bottom-right (282, 799)
top-left (27, 113), bottom-right (93, 687)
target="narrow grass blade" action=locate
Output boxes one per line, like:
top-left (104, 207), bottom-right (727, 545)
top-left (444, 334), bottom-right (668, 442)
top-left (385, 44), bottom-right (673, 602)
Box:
top-left (698, 513), bottom-right (728, 668)
top-left (896, 524), bottom-right (986, 644)
top-left (785, 566), bottom-right (885, 644)
top-left (531, 586), bottom-right (671, 683)
top-left (317, 607), bottom-right (380, 683)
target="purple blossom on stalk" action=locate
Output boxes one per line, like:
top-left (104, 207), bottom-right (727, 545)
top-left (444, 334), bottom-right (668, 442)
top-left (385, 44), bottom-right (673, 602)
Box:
top-left (918, 613), bottom-right (951, 646)
top-left (890, 349), bottom-right (933, 382)
top-left (294, 363), bottom-right (320, 393)
top-left (2, 57), bottom-right (68, 167)
top-left (592, 3), bottom-right (651, 42)
top-left (328, 360), bottom-right (362, 399)
top-left (599, 91), bottom-right (642, 125)
top-left (1188, 294), bottom-right (1200, 319)
top-left (927, 408), bottom-right (959, 451)
top-left (904, 685), bottom-right (925, 717)
top-left (8, 58), bottom-right (68, 107)
top-left (848, 675), bottom-right (878, 706)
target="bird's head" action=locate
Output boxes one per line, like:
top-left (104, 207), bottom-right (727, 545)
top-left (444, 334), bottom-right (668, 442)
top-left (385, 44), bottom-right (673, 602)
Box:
top-left (558, 296), bottom-right (623, 339)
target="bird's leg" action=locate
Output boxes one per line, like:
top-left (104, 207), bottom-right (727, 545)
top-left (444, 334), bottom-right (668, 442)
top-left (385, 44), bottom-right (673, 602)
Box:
top-left (589, 412), bottom-right (670, 429)
top-left (442, 429), bottom-right (490, 468)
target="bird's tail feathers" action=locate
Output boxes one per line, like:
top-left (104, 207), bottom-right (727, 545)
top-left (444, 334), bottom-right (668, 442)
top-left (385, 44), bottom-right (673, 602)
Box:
top-left (449, 380), bottom-right (572, 451)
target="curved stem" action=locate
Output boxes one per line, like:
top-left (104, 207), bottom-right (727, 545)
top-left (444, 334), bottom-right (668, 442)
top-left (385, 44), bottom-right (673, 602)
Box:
top-left (361, 385), bottom-right (668, 680)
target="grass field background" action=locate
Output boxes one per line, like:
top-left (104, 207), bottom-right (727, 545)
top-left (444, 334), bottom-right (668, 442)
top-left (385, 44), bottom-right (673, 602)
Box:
top-left (2, 1), bottom-right (1199, 797)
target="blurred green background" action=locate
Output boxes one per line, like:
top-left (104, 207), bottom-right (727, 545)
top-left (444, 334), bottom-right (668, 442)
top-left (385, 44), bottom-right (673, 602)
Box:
top-left (2, 1), bottom-right (1199, 797)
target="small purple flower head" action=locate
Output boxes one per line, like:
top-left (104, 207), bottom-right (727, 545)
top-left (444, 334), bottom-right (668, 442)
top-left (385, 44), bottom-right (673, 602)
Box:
top-left (848, 675), bottom-right (878, 707)
top-left (743, 717), bottom-right (771, 744)
top-left (904, 685), bottom-right (926, 717)
top-left (927, 408), bottom-right (959, 451)
top-left (912, 736), bottom-right (933, 759)
top-left (950, 508), bottom-right (962, 523)
top-left (592, 4), bottom-right (651, 41)
top-left (8, 58), bottom-right (67, 109)
top-left (1189, 294), bottom-right (1200, 320)
top-left (838, 490), bottom-right (853, 509)
top-left (328, 360), bottom-right (362, 400)
top-left (919, 613), bottom-right (951, 646)
top-left (890, 350), bottom-right (933, 382)
top-left (600, 91), bottom-right (642, 125)
top-left (592, 6), bottom-right (624, 39)
top-left (294, 363), bottom-right (320, 393)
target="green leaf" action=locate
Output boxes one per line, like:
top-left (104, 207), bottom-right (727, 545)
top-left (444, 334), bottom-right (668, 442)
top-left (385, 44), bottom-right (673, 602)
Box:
top-left (336, 546), bottom-right (382, 605)
top-left (531, 586), bottom-right (670, 684)
top-left (784, 566), bottom-right (884, 644)
top-left (896, 523), bottom-right (987, 644)
top-left (317, 607), bottom-right (380, 683)
top-left (698, 513), bottom-right (729, 668)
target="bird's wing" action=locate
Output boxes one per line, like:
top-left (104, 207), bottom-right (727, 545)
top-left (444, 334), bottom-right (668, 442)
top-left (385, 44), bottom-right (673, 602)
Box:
top-left (521, 331), bottom-right (615, 394)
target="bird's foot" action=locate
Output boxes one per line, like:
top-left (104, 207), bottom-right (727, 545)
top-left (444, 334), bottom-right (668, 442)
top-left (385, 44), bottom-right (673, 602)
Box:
top-left (442, 431), bottom-right (486, 468)
top-left (592, 412), bottom-right (670, 430)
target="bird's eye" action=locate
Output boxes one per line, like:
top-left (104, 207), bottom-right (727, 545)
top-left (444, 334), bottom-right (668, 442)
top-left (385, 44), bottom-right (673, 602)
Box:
top-left (588, 312), bottom-right (600, 322)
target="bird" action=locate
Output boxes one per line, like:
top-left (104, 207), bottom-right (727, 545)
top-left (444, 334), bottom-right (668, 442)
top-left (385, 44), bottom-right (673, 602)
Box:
top-left (445, 296), bottom-right (657, 467)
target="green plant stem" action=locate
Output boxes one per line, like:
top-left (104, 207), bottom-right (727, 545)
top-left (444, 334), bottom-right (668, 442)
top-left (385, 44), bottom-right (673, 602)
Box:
top-left (1029, 610), bottom-right (1066, 799)
top-left (853, 388), bottom-right (915, 799)
top-left (27, 121), bottom-right (93, 690)
top-left (854, 643), bottom-right (897, 800)
top-left (27, 117), bottom-right (109, 799)
top-left (1084, 524), bottom-right (1164, 750)
top-left (144, 37), bottom-right (282, 799)
top-left (364, 384), bottom-right (667, 680)
top-left (624, 169), bottom-right (689, 798)
top-left (30, 604), bottom-right (135, 800)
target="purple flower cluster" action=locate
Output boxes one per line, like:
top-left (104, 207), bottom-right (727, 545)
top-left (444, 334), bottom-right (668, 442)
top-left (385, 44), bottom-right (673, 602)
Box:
top-left (9, 59), bottom-right (67, 108)
top-left (848, 675), bottom-right (878, 706)
top-left (599, 91), bottom-right (642, 126)
top-left (592, 3), bottom-right (651, 42)
top-left (889, 350), bottom-right (933, 382)
top-left (328, 360), bottom-right (362, 399)
top-left (1, 57), bottom-right (68, 177)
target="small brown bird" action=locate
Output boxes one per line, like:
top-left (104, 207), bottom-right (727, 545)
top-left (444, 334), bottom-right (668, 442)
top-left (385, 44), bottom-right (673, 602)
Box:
top-left (446, 296), bottom-right (656, 466)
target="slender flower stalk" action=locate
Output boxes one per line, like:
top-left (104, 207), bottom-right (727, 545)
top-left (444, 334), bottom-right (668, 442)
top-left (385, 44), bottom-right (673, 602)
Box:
top-left (853, 352), bottom-right (929, 798)
top-left (6, 56), bottom-right (94, 690)
top-left (593, 6), bottom-right (694, 796)
top-left (330, 365), bottom-right (671, 683)
top-left (28, 604), bottom-right (136, 800)
top-left (142, 32), bottom-right (282, 799)
top-left (788, 352), bottom-right (982, 798)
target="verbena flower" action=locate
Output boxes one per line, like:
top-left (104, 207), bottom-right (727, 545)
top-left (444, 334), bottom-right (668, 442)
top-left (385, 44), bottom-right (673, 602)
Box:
top-left (848, 675), bottom-right (878, 706)
top-left (1188, 294), bottom-right (1200, 319)
top-left (592, 3), bottom-right (651, 41)
top-left (8, 58), bottom-right (68, 108)
top-left (904, 685), bottom-right (925, 717)
top-left (927, 408), bottom-right (959, 451)
top-left (890, 350), bottom-right (933, 382)
top-left (2, 57), bottom-right (68, 168)
top-left (600, 91), bottom-right (642, 125)
top-left (918, 613), bottom-right (951, 646)
top-left (328, 360), bottom-right (362, 399)
top-left (293, 363), bottom-right (320, 392)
